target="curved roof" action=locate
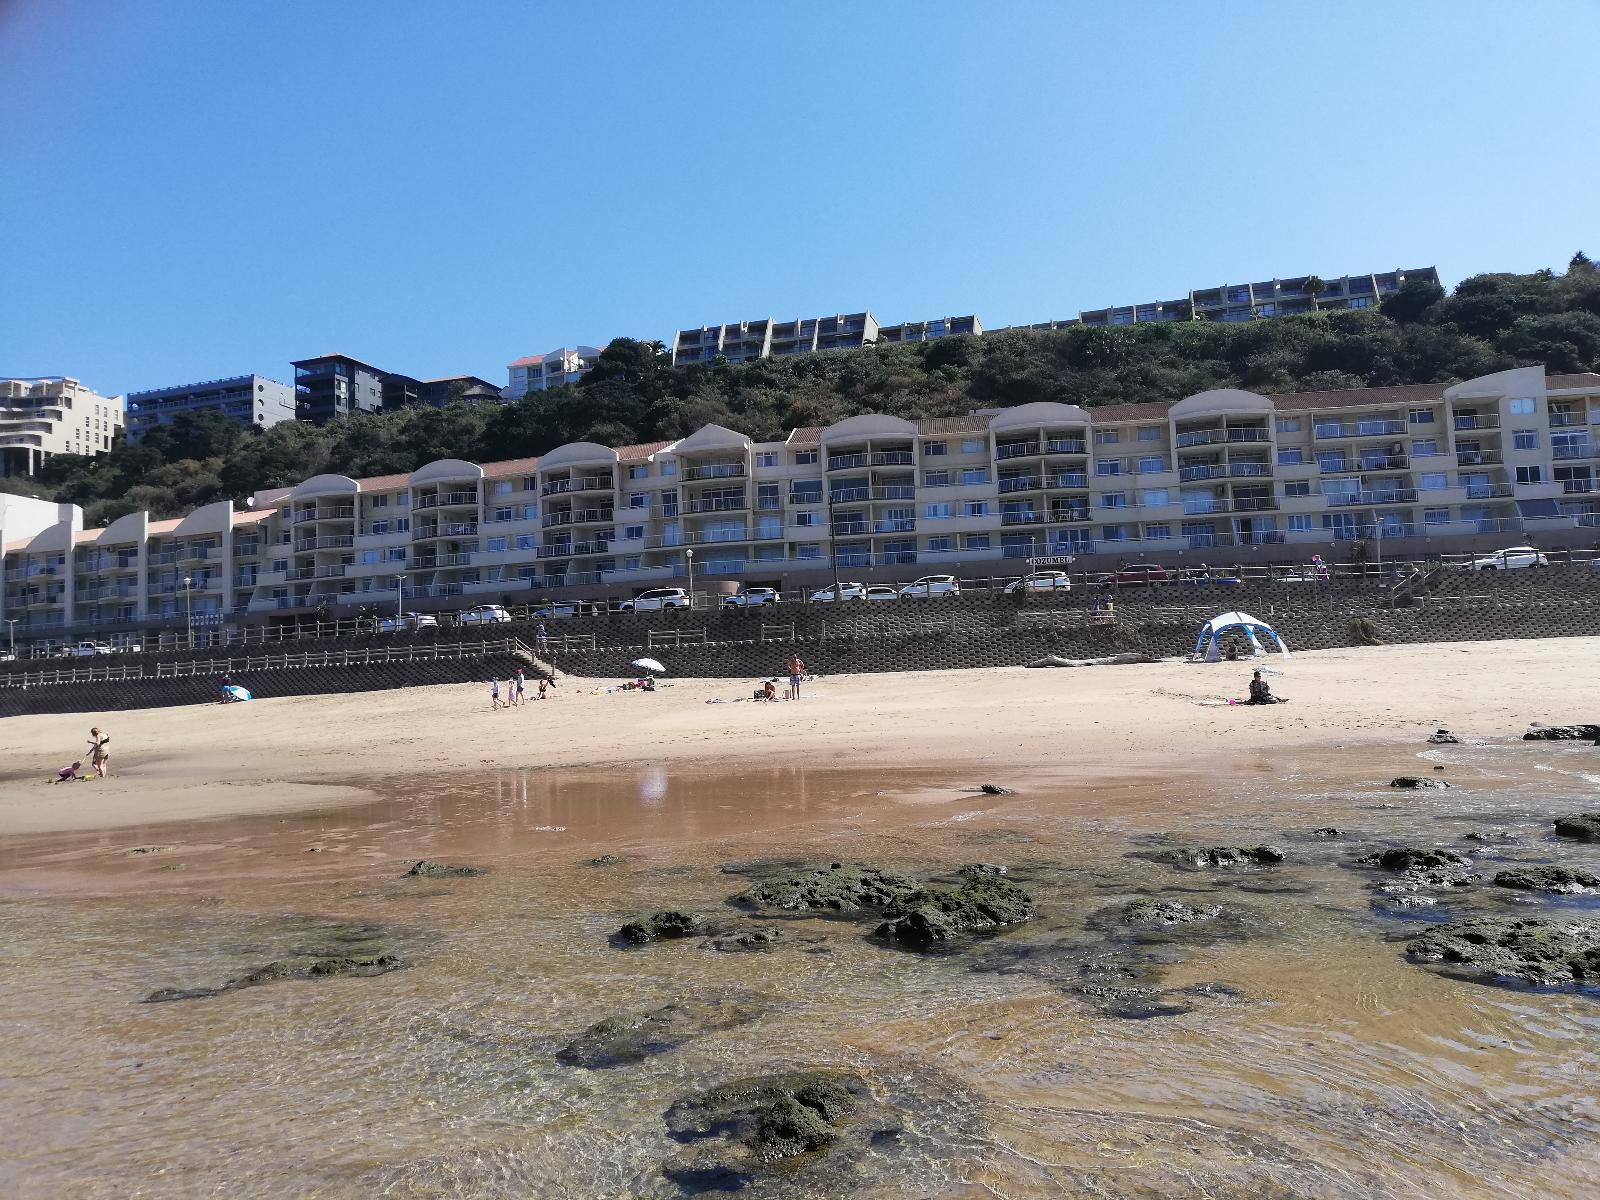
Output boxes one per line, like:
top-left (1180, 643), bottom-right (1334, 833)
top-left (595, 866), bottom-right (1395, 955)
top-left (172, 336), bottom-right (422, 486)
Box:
top-left (988, 401), bottom-right (1092, 433)
top-left (1444, 365), bottom-right (1545, 400)
top-left (669, 423), bottom-right (751, 453)
top-left (1170, 389), bottom-right (1274, 419)
top-left (820, 413), bottom-right (917, 442)
top-left (538, 441), bottom-right (619, 470)
top-left (290, 473), bottom-right (359, 499)
top-left (410, 458), bottom-right (484, 485)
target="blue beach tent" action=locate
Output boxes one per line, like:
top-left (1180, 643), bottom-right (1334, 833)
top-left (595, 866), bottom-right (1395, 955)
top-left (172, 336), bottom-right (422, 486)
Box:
top-left (1194, 611), bottom-right (1289, 661)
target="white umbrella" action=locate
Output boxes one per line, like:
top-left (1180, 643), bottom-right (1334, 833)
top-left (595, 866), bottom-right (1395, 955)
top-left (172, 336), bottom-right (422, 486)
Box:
top-left (631, 657), bottom-right (667, 674)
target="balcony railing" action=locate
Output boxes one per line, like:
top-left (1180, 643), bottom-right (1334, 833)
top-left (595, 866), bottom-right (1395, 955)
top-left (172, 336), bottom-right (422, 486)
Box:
top-left (293, 535), bottom-right (354, 551)
top-left (872, 519), bottom-right (915, 534)
top-left (1315, 419), bottom-right (1406, 439)
top-left (1229, 462), bottom-right (1273, 477)
top-left (1178, 465), bottom-right (1226, 482)
top-left (681, 462), bottom-right (746, 481)
top-left (1049, 472), bottom-right (1088, 488)
top-left (1456, 451), bottom-right (1503, 466)
top-left (1464, 483), bottom-right (1515, 499)
top-left (1357, 455), bottom-right (1410, 471)
top-left (1050, 509), bottom-right (1092, 523)
top-left (1045, 437), bottom-right (1088, 454)
top-left (870, 451), bottom-right (914, 466)
top-left (1176, 427), bottom-right (1270, 448)
top-left (829, 486), bottom-right (869, 503)
top-left (995, 441), bottom-right (1040, 460)
top-left (1001, 511), bottom-right (1044, 525)
top-left (1553, 443), bottom-right (1596, 460)
top-left (1230, 495), bottom-right (1279, 512)
top-left (1326, 489), bottom-right (1419, 506)
top-left (826, 453), bottom-right (868, 471)
top-left (1453, 414), bottom-right (1500, 430)
top-left (415, 491), bottom-right (479, 510)
top-left (682, 496), bottom-right (747, 514)
top-left (831, 521), bottom-right (868, 536)
top-left (419, 522), bottom-right (479, 537)
top-left (412, 553), bottom-right (473, 568)
top-left (998, 476), bottom-right (1041, 493)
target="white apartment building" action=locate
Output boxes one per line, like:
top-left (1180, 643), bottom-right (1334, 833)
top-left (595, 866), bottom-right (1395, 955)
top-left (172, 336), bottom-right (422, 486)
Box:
top-left (0, 377), bottom-right (125, 476)
top-left (5, 366), bottom-right (1600, 645)
top-left (505, 347), bottom-right (604, 400)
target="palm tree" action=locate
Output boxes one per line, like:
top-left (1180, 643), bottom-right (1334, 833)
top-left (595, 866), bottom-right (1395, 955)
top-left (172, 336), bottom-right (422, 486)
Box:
top-left (1303, 275), bottom-right (1328, 312)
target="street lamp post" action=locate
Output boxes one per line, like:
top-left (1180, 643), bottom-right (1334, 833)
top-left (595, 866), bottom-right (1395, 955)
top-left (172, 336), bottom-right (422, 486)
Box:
top-left (828, 494), bottom-right (842, 601)
top-left (396, 574), bottom-right (407, 623)
top-left (183, 575), bottom-right (193, 648)
top-left (5, 618), bottom-right (16, 658)
top-left (685, 548), bottom-right (695, 609)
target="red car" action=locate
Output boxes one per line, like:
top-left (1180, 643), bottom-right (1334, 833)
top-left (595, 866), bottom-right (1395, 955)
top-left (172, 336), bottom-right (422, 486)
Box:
top-left (1091, 563), bottom-right (1170, 586)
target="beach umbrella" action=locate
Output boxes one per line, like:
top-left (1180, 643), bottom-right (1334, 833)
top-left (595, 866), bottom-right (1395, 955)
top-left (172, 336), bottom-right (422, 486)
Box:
top-left (631, 657), bottom-right (667, 674)
top-left (224, 684), bottom-right (253, 701)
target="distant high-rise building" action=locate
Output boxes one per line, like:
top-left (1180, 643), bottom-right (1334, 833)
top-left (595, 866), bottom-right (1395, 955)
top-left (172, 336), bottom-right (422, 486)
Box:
top-left (0, 377), bottom-right (124, 476)
top-left (290, 354), bottom-right (390, 424)
top-left (125, 374), bottom-right (295, 442)
top-left (505, 347), bottom-right (604, 399)
top-left (670, 313), bottom-right (879, 366)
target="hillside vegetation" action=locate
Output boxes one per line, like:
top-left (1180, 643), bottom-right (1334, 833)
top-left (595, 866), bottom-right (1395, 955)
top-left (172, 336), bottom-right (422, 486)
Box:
top-left (10, 257), bottom-right (1600, 528)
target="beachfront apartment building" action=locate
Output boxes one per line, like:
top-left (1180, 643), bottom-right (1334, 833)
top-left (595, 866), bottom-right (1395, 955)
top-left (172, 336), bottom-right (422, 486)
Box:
top-left (670, 313), bottom-right (880, 366)
top-left (878, 316), bottom-right (984, 344)
top-left (505, 347), bottom-right (605, 400)
top-left (0, 377), bottom-right (125, 477)
top-left (125, 374), bottom-right (296, 442)
top-left (1076, 267), bottom-right (1442, 327)
top-left (5, 365), bottom-right (1599, 646)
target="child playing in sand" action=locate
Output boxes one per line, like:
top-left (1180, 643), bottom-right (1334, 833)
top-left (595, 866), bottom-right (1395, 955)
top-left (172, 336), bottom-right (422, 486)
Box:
top-left (52, 762), bottom-right (85, 783)
top-left (490, 677), bottom-right (503, 709)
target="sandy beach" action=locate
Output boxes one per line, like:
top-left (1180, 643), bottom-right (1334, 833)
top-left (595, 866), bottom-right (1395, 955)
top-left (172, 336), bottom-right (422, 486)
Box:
top-left (1, 636), bottom-right (1591, 835)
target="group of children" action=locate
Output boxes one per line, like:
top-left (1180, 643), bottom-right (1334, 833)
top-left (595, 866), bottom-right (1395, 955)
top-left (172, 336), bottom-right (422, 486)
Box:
top-left (489, 667), bottom-right (554, 709)
top-left (53, 727), bottom-right (111, 783)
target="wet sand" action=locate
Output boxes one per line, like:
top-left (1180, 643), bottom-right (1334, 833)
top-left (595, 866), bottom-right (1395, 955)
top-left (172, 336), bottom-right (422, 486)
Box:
top-left (1, 737), bottom-right (1597, 1198)
top-left (4, 637), bottom-right (1599, 834)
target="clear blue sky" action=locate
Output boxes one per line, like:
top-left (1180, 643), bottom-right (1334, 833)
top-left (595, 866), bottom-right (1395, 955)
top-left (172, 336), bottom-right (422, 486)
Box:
top-left (3, 1), bottom-right (1597, 396)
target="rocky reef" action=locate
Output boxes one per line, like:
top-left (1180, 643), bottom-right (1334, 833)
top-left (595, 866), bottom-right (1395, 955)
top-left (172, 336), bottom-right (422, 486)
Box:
top-left (1406, 918), bottom-right (1600, 988)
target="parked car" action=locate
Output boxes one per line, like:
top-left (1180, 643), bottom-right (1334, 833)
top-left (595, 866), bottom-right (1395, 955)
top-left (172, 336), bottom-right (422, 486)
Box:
top-left (1266, 565), bottom-right (1318, 585)
top-left (864, 585), bottom-right (901, 602)
top-left (1174, 568), bottom-right (1241, 587)
top-left (378, 612), bottom-right (438, 633)
top-left (808, 581), bottom-right (868, 602)
top-left (1091, 564), bottom-right (1170, 587)
top-left (1470, 546), bottom-right (1549, 571)
top-left (721, 587), bottom-right (781, 610)
top-left (619, 587), bottom-right (691, 611)
top-left (0, 650), bottom-right (14, 663)
top-left (71, 641), bottom-right (115, 657)
top-left (899, 574), bottom-right (961, 599)
top-left (457, 604), bottom-right (512, 625)
top-left (531, 599), bottom-right (604, 618)
top-left (1004, 570), bottom-right (1071, 594)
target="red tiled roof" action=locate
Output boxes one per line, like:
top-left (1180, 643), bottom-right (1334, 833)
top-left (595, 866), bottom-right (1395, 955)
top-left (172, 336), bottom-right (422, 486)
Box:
top-left (916, 414), bottom-right (992, 435)
top-left (1548, 372), bottom-right (1600, 391)
top-left (1083, 401), bottom-right (1175, 423)
top-left (482, 457), bottom-right (540, 478)
top-left (785, 427), bottom-right (823, 447)
top-left (1269, 382), bottom-right (1448, 412)
top-left (617, 441), bottom-right (674, 461)
top-left (353, 472), bottom-right (409, 491)
top-left (232, 510), bottom-right (273, 525)
top-left (508, 354), bottom-right (544, 367)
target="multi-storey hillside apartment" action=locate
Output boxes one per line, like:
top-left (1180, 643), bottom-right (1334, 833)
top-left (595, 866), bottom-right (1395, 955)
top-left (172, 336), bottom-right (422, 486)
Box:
top-left (1077, 267), bottom-right (1441, 327)
top-left (4, 366), bottom-right (1599, 646)
top-left (0, 377), bottom-right (125, 476)
top-left (505, 347), bottom-right (604, 399)
top-left (878, 316), bottom-right (984, 343)
top-left (125, 374), bottom-right (296, 442)
top-left (671, 313), bottom-right (879, 366)
top-left (290, 354), bottom-right (390, 424)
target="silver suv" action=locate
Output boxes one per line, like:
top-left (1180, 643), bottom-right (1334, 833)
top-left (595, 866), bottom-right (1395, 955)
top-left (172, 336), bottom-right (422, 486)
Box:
top-left (621, 587), bottom-right (691, 611)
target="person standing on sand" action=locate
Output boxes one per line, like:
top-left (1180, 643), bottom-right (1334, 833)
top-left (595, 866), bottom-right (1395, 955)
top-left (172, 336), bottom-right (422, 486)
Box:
top-left (490, 677), bottom-right (503, 710)
top-left (786, 652), bottom-right (806, 700)
top-left (536, 623), bottom-right (549, 655)
top-left (512, 667), bottom-right (525, 707)
top-left (87, 727), bottom-right (110, 778)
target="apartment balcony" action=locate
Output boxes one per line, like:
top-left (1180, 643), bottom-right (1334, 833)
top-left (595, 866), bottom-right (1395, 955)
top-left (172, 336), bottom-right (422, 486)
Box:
top-left (541, 512), bottom-right (574, 528)
top-left (1327, 489), bottom-right (1420, 506)
top-left (1456, 450), bottom-right (1503, 466)
top-left (415, 491), bottom-right (479, 510)
top-left (1047, 472), bottom-right (1088, 489)
top-left (540, 477), bottom-right (614, 497)
top-left (1229, 462), bottom-right (1273, 477)
top-left (826, 452), bottom-right (868, 472)
top-left (1453, 414), bottom-right (1500, 431)
top-left (412, 553), bottom-right (473, 569)
top-left (829, 485), bottom-right (870, 503)
top-left (680, 462), bottom-right (746, 481)
top-left (294, 535), bottom-right (354, 551)
top-left (416, 522), bottom-right (478, 538)
top-left (874, 551), bottom-right (920, 566)
top-left (1000, 510), bottom-right (1045, 526)
top-left (682, 496), bottom-right (748, 514)
top-left (147, 550), bottom-right (182, 565)
top-left (181, 545), bottom-right (219, 561)
top-left (995, 441), bottom-right (1041, 460)
top-left (1044, 437), bottom-right (1088, 455)
top-left (1356, 455), bottom-right (1410, 471)
top-left (1553, 443), bottom-right (1598, 460)
top-left (1549, 412), bottom-right (1586, 428)
top-left (1314, 419), bottom-right (1406, 439)
top-left (313, 564), bottom-right (347, 579)
top-left (831, 521), bottom-right (868, 536)
top-left (998, 475), bottom-right (1043, 494)
top-left (871, 519), bottom-right (916, 534)
top-left (1230, 495), bottom-right (1280, 512)
top-left (1175, 427), bottom-right (1271, 448)
top-left (1464, 483), bottom-right (1515, 499)
top-left (870, 451), bottom-right (914, 467)
top-left (571, 508), bottom-right (617, 525)
top-left (1180, 500), bottom-right (1233, 515)
top-left (1178, 464), bottom-right (1227, 482)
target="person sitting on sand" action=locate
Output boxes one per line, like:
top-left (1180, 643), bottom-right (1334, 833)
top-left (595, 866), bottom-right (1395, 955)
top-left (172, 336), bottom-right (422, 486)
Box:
top-left (1246, 670), bottom-right (1280, 705)
top-left (762, 679), bottom-right (778, 703)
top-left (53, 761), bottom-right (85, 783)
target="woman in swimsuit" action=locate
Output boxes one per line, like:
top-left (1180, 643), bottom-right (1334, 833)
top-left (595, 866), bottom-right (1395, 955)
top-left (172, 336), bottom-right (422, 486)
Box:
top-left (88, 727), bottom-right (111, 778)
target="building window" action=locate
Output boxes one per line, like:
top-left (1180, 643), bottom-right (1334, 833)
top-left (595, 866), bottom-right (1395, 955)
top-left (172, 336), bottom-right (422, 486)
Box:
top-left (1277, 417), bottom-right (1302, 433)
top-left (794, 543), bottom-right (822, 560)
top-left (1516, 465), bottom-right (1543, 484)
top-left (623, 555), bottom-right (642, 571)
top-left (1424, 508), bottom-right (1450, 526)
top-left (959, 468), bottom-right (988, 485)
top-left (493, 480), bottom-right (513, 495)
top-left (387, 547), bottom-right (406, 562)
top-left (621, 525), bottom-right (642, 540)
top-left (360, 550), bottom-right (380, 565)
top-left (926, 536), bottom-right (953, 553)
top-left (790, 481), bottom-right (821, 504)
top-left (486, 536), bottom-right (508, 552)
top-left (515, 535), bottom-right (536, 551)
top-left (1286, 514), bottom-right (1313, 532)
top-left (1137, 426), bottom-right (1162, 442)
top-left (1408, 408), bottom-right (1435, 425)
top-left (1140, 488), bottom-right (1169, 508)
top-left (925, 502), bottom-right (951, 519)
top-left (521, 476), bottom-right (538, 491)
top-left (628, 493), bottom-right (648, 509)
top-left (660, 461), bottom-right (677, 476)
top-left (1412, 438), bottom-right (1439, 457)
top-left (1513, 429), bottom-right (1538, 450)
top-left (1101, 525), bottom-right (1128, 542)
top-left (960, 439), bottom-right (986, 454)
top-left (1099, 492), bottom-right (1128, 509)
top-left (1144, 523), bottom-right (1171, 540)
top-left (923, 470), bottom-right (950, 487)
top-left (629, 464), bottom-right (649, 479)
top-left (963, 500), bottom-right (989, 518)
top-left (1419, 473), bottom-right (1448, 490)
top-left (793, 511), bottom-right (819, 527)
top-left (369, 494), bottom-right (388, 508)
top-left (1094, 429), bottom-right (1120, 446)
top-left (1278, 447), bottom-right (1305, 465)
top-left (1095, 460), bottom-right (1122, 477)
top-left (964, 533), bottom-right (991, 550)
top-left (922, 440), bottom-right (947, 457)
top-left (1509, 397), bottom-right (1536, 415)
top-left (794, 449), bottom-right (818, 465)
top-left (520, 505), bottom-right (536, 521)
top-left (755, 452), bottom-right (777, 467)
top-left (493, 506), bottom-right (513, 522)
top-left (1137, 455), bottom-right (1166, 474)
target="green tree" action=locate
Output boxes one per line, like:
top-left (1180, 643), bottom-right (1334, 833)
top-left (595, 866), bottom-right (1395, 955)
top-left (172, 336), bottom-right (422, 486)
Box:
top-left (1379, 278), bottom-right (1445, 324)
top-left (1302, 275), bottom-right (1327, 312)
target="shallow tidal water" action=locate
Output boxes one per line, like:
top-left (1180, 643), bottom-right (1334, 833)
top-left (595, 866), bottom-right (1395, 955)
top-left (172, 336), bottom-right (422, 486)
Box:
top-left (1, 743), bottom-right (1597, 1198)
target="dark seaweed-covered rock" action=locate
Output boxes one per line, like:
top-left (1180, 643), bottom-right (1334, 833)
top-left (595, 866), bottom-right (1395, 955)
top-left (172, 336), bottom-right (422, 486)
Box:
top-left (979, 784), bottom-right (1014, 795)
top-left (1492, 866), bottom-right (1600, 894)
top-left (1406, 917), bottom-right (1600, 987)
top-left (143, 954), bottom-right (407, 1002)
top-left (1390, 777), bottom-right (1454, 789)
top-left (403, 860), bottom-right (483, 878)
top-left (557, 998), bottom-right (764, 1068)
top-left (1359, 847), bottom-right (1469, 871)
top-left (1427, 729), bottom-right (1461, 744)
top-left (736, 862), bottom-right (918, 914)
top-left (1117, 899), bottom-right (1222, 927)
top-left (873, 873), bottom-right (1034, 948)
top-left (663, 1070), bottom-right (866, 1179)
top-left (1554, 813), bottom-right (1600, 841)
top-left (701, 927), bottom-right (784, 952)
top-left (1523, 724), bottom-right (1600, 741)
top-left (1463, 830), bottom-right (1515, 843)
top-left (1157, 845), bottom-right (1285, 869)
top-left (588, 854), bottom-right (625, 867)
top-left (1311, 827), bottom-right (1344, 839)
top-left (616, 910), bottom-right (704, 944)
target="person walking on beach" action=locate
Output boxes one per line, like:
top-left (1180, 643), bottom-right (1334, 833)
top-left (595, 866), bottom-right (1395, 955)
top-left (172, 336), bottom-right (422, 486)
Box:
top-left (536, 623), bottom-right (549, 655)
top-left (490, 677), bottom-right (503, 710)
top-left (512, 667), bottom-right (526, 707)
top-left (87, 727), bottom-right (110, 778)
top-left (786, 652), bottom-right (806, 700)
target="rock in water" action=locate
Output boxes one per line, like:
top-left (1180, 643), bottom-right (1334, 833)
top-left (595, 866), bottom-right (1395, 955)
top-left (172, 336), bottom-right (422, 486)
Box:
top-left (1492, 866), bottom-right (1600, 894)
top-left (1358, 847), bottom-right (1469, 871)
top-left (1522, 724), bottom-right (1600, 741)
top-left (701, 927), bottom-right (784, 953)
top-left (557, 998), bottom-right (764, 1068)
top-left (143, 955), bottom-right (407, 1002)
top-left (615, 910), bottom-right (703, 944)
top-left (403, 860), bottom-right (483, 878)
top-left (1158, 845), bottom-right (1285, 869)
top-left (1427, 729), bottom-right (1461, 744)
top-left (873, 872), bottom-right (1034, 948)
top-left (663, 1070), bottom-right (863, 1170)
top-left (1406, 917), bottom-right (1600, 988)
top-left (1311, 827), bottom-right (1344, 839)
top-left (588, 853), bottom-right (625, 867)
top-left (1390, 777), bottom-right (1454, 789)
top-left (1554, 813), bottom-right (1600, 841)
top-left (736, 862), bottom-right (918, 914)
top-left (979, 784), bottom-right (1014, 795)
top-left (1117, 899), bottom-right (1222, 926)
